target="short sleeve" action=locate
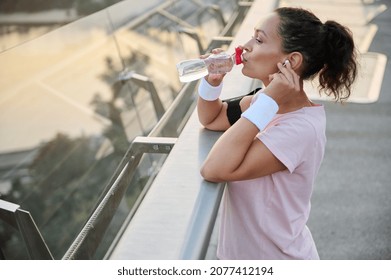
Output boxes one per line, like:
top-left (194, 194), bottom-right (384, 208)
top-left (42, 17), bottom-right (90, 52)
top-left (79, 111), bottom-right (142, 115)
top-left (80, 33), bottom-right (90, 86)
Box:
top-left (257, 116), bottom-right (316, 173)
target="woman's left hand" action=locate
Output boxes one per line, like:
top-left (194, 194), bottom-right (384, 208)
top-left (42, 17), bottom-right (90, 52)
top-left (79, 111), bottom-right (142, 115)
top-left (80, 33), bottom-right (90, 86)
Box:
top-left (262, 60), bottom-right (301, 105)
top-left (202, 48), bottom-right (227, 87)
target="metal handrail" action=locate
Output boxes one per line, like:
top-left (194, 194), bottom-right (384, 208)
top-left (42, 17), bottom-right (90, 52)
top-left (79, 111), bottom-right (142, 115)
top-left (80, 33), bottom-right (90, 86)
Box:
top-left (179, 180), bottom-right (225, 259)
top-left (104, 0), bottom-right (258, 260)
top-left (101, 82), bottom-right (198, 259)
top-left (62, 136), bottom-right (177, 259)
top-left (179, 0), bottom-right (275, 260)
top-left (62, 0), bottom-right (234, 258)
top-left (1, 0), bottom-right (254, 260)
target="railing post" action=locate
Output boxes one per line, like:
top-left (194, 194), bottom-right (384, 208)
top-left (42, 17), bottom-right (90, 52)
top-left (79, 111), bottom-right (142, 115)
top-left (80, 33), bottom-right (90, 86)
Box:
top-left (0, 199), bottom-right (53, 260)
top-left (177, 27), bottom-right (205, 54)
top-left (118, 70), bottom-right (166, 119)
top-left (62, 136), bottom-right (176, 259)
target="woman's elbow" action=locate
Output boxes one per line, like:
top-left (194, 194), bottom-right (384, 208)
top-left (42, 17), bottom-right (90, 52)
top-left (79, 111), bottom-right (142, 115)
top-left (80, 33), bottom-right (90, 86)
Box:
top-left (199, 120), bottom-right (225, 132)
top-left (200, 164), bottom-right (225, 183)
top-left (200, 122), bottom-right (214, 131)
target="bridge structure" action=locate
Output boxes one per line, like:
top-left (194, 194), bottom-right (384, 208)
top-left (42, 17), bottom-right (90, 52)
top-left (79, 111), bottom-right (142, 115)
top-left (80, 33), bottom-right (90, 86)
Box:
top-left (0, 0), bottom-right (389, 260)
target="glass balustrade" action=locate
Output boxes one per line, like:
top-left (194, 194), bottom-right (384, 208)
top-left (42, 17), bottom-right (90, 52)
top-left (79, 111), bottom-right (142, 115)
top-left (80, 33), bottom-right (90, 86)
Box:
top-left (0, 0), bottom-right (239, 259)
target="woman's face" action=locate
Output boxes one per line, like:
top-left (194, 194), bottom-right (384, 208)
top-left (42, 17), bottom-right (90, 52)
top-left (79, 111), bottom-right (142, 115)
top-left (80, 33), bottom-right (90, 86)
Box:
top-left (241, 13), bottom-right (286, 84)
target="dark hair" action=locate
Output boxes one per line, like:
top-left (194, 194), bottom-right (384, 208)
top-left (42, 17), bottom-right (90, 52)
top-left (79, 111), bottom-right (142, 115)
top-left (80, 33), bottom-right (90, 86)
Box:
top-left (275, 7), bottom-right (358, 102)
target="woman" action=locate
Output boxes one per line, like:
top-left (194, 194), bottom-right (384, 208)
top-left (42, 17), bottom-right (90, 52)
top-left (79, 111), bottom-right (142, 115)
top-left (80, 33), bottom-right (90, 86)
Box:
top-left (197, 7), bottom-right (357, 259)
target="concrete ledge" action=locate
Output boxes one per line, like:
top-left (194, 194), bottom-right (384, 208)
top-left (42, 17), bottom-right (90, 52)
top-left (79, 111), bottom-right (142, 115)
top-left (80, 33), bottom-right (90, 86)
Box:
top-left (280, 0), bottom-right (387, 26)
top-left (305, 52), bottom-right (387, 104)
top-left (350, 24), bottom-right (378, 53)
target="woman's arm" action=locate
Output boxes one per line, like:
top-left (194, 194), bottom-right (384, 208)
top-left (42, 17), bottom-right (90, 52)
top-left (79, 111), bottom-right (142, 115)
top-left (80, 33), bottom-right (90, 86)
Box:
top-left (197, 75), bottom-right (253, 131)
top-left (200, 117), bottom-right (286, 182)
top-left (196, 47), bottom-right (254, 131)
top-left (197, 89), bottom-right (230, 131)
top-left (200, 61), bottom-right (301, 182)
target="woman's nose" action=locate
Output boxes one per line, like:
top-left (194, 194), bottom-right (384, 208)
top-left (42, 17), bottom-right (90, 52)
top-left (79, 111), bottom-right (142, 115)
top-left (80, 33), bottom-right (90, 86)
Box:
top-left (242, 40), bottom-right (252, 52)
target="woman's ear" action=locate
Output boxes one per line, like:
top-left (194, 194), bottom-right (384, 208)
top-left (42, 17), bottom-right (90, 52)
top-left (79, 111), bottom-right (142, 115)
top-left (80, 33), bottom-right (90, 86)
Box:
top-left (286, 52), bottom-right (303, 71)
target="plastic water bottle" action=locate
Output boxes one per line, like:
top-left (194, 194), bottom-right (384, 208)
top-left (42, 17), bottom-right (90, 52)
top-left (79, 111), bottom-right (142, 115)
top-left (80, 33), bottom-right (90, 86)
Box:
top-left (176, 48), bottom-right (243, 83)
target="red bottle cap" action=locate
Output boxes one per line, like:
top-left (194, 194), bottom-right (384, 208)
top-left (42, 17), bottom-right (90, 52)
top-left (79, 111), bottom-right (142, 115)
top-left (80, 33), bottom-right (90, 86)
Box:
top-left (235, 47), bottom-right (243, 65)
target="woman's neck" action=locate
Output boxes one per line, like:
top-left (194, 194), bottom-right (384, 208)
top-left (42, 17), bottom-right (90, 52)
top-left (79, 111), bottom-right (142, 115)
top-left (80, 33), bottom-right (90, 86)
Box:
top-left (277, 91), bottom-right (313, 114)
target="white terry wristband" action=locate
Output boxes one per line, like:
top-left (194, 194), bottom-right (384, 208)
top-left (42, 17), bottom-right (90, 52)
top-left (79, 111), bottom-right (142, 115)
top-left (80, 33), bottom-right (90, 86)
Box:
top-left (241, 93), bottom-right (279, 131)
top-left (198, 77), bottom-right (223, 101)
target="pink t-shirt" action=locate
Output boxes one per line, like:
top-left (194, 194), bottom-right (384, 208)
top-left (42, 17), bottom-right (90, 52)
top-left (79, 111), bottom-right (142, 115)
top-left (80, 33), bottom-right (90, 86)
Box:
top-left (217, 105), bottom-right (326, 260)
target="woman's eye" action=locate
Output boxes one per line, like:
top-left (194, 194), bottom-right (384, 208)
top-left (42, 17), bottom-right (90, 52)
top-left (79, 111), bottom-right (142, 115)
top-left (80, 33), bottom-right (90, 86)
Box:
top-left (252, 36), bottom-right (263, 44)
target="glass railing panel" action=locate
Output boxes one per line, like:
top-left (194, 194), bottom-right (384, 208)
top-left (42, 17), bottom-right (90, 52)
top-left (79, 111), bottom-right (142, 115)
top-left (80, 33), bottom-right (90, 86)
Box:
top-left (0, 6), bottom-right (145, 260)
top-left (0, 0), bottom-right (125, 53)
top-left (164, 0), bottom-right (237, 46)
top-left (109, 3), bottom-right (191, 108)
top-left (0, 0), bottom-right (241, 259)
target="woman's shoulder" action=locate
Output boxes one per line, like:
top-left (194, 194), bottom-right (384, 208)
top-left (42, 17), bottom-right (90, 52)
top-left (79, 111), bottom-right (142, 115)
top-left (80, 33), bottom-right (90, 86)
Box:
top-left (267, 105), bottom-right (326, 139)
top-left (276, 104), bottom-right (325, 123)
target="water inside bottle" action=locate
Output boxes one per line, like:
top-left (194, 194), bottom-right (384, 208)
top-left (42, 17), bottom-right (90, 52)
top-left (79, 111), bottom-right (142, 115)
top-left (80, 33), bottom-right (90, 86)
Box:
top-left (176, 49), bottom-right (242, 82)
top-left (206, 53), bottom-right (234, 74)
top-left (177, 59), bottom-right (208, 82)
